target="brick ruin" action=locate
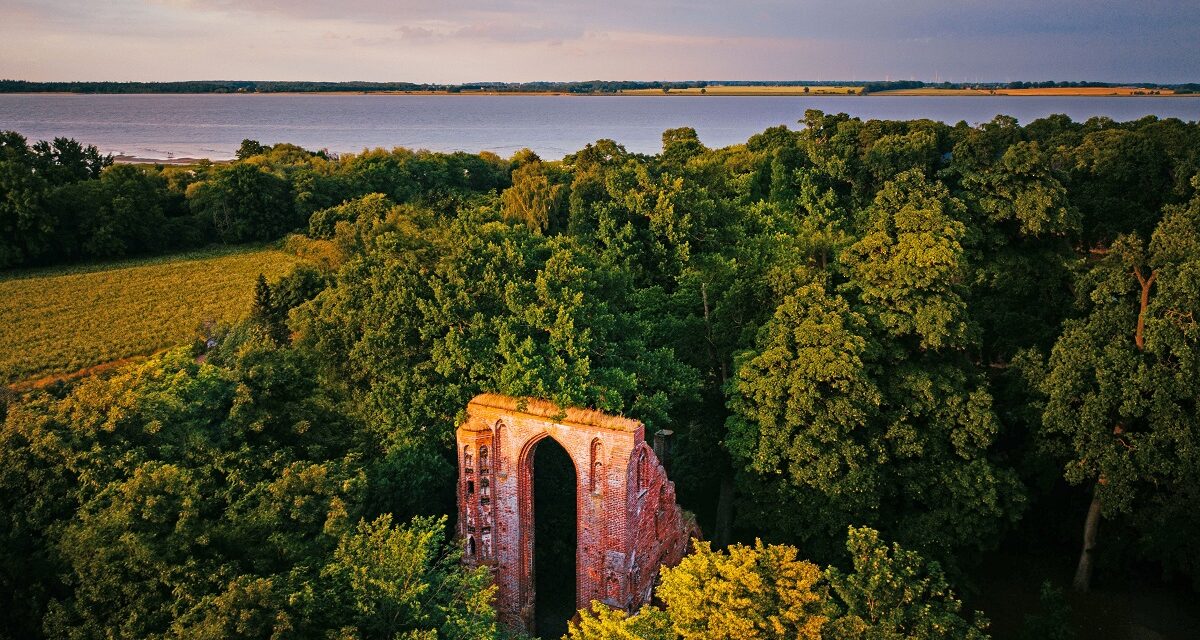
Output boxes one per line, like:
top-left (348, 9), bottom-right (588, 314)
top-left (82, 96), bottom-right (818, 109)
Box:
top-left (457, 393), bottom-right (697, 634)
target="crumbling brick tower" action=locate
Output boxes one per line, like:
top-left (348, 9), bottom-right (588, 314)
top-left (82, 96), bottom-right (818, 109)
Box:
top-left (457, 394), bottom-right (696, 634)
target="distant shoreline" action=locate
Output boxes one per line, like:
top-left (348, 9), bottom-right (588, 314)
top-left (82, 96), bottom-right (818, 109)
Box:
top-left (112, 154), bottom-right (221, 165)
top-left (5, 78), bottom-right (1197, 97)
top-left (4, 90), bottom-right (1198, 98)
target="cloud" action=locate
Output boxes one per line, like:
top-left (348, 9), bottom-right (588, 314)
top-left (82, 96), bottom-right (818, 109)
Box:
top-left (0, 0), bottom-right (1197, 81)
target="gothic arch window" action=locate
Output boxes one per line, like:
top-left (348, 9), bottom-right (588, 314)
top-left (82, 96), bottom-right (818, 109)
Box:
top-left (467, 479), bottom-right (475, 495)
top-left (481, 477), bottom-right (490, 498)
top-left (467, 536), bottom-right (476, 557)
top-left (657, 484), bottom-right (668, 531)
top-left (463, 445), bottom-right (473, 469)
top-left (479, 445), bottom-right (489, 470)
top-left (590, 439), bottom-right (604, 494)
top-left (636, 449), bottom-right (650, 490)
top-left (493, 421), bottom-right (504, 471)
top-left (634, 451), bottom-right (641, 489)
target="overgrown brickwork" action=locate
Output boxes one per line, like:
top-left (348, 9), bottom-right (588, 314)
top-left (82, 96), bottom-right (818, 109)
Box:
top-left (457, 394), bottom-right (697, 634)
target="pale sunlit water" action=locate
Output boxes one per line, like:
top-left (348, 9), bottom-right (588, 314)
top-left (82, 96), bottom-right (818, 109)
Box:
top-left (1, 93), bottom-right (1197, 161)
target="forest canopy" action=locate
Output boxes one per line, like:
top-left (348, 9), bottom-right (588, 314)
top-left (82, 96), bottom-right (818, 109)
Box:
top-left (2, 110), bottom-right (1199, 638)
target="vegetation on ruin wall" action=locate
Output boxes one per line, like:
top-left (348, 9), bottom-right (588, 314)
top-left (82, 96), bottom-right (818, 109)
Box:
top-left (0, 245), bottom-right (300, 385)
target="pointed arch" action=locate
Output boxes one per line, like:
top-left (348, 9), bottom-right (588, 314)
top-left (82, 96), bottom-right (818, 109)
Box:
top-left (634, 447), bottom-right (650, 491)
top-left (494, 420), bottom-right (506, 472)
top-left (589, 438), bottom-right (605, 494)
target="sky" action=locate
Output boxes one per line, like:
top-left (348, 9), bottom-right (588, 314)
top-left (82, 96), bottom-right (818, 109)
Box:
top-left (1, 0), bottom-right (1197, 83)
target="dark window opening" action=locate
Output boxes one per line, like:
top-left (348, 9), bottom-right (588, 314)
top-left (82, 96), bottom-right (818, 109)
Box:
top-left (533, 437), bottom-right (577, 639)
top-left (590, 439), bottom-right (604, 494)
top-left (494, 423), bottom-right (504, 471)
top-left (638, 451), bottom-right (650, 490)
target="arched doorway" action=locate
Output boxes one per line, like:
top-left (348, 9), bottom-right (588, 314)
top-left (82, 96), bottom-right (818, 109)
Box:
top-left (531, 437), bottom-right (577, 638)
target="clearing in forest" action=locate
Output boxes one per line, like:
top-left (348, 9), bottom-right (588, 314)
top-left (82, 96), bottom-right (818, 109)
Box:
top-left (1, 245), bottom-right (301, 387)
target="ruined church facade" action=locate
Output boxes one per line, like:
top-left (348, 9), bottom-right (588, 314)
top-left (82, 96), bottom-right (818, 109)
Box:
top-left (457, 394), bottom-right (696, 634)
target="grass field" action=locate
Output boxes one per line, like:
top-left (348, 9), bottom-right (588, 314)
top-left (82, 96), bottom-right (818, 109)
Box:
top-left (1, 245), bottom-right (302, 387)
top-left (620, 85), bottom-right (864, 96)
top-left (872, 87), bottom-right (1178, 96)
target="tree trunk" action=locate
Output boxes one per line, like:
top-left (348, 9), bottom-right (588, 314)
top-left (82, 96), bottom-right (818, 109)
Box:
top-left (703, 280), bottom-right (735, 547)
top-left (700, 283), bottom-right (728, 384)
top-left (1073, 484), bottom-right (1103, 592)
top-left (1134, 267), bottom-right (1157, 351)
top-left (714, 474), bottom-right (734, 548)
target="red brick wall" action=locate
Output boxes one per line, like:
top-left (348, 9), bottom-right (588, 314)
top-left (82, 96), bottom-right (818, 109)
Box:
top-left (457, 394), bottom-right (697, 635)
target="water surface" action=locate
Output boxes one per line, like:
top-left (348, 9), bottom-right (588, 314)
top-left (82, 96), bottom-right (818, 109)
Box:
top-left (1, 93), bottom-right (1196, 160)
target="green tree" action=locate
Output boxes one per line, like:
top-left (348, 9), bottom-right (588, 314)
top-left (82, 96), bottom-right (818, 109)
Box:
top-left (1034, 183), bottom-right (1200, 591)
top-left (841, 169), bottom-right (969, 350)
top-left (728, 174), bottom-right (1022, 562)
top-left (237, 139), bottom-right (269, 160)
top-left (570, 529), bottom-right (987, 640)
top-left (57, 164), bottom-right (173, 259)
top-left (188, 163), bottom-right (294, 242)
top-left (726, 281), bottom-right (882, 527)
top-left (568, 604), bottom-right (674, 640)
top-left (0, 131), bottom-right (52, 266)
top-left (824, 527), bottom-right (990, 640)
top-left (501, 160), bottom-right (568, 233)
top-left (313, 515), bottom-right (499, 640)
top-left (956, 140), bottom-right (1075, 238)
top-left (30, 137), bottom-right (110, 186)
top-left (251, 273), bottom-right (290, 345)
top-left (660, 128), bottom-right (707, 170)
top-left (655, 540), bottom-right (828, 640)
top-left (308, 192), bottom-right (396, 239)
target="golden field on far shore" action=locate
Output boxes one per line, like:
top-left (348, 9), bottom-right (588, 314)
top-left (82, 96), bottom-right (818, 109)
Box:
top-left (620, 85), bottom-right (864, 96)
top-left (873, 86), bottom-right (1178, 96)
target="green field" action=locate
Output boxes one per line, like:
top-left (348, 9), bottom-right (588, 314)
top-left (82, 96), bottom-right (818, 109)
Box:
top-left (1, 245), bottom-right (302, 386)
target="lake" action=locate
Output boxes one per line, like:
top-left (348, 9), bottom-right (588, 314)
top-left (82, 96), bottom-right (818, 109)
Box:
top-left (1, 93), bottom-right (1197, 161)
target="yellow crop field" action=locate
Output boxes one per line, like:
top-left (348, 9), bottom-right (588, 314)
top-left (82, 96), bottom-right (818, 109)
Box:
top-left (620, 85), bottom-right (863, 96)
top-left (1, 245), bottom-right (302, 387)
top-left (872, 87), bottom-right (1177, 96)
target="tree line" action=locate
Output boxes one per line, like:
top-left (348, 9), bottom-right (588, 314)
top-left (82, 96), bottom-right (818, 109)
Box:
top-left (2, 110), bottom-right (1199, 638)
top-left (1, 80), bottom-right (736, 95)
top-left (7, 79), bottom-right (1196, 95)
top-left (0, 134), bottom-right (512, 268)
